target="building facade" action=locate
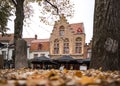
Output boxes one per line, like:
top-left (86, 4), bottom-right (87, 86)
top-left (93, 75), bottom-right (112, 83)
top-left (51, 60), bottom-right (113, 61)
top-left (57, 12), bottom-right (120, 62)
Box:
top-left (84, 40), bottom-right (92, 59)
top-left (0, 34), bottom-right (50, 60)
top-left (49, 14), bottom-right (86, 59)
top-left (30, 39), bottom-right (50, 59)
top-left (0, 34), bottom-right (14, 60)
top-left (0, 15), bottom-right (92, 63)
top-left (0, 34), bottom-right (36, 60)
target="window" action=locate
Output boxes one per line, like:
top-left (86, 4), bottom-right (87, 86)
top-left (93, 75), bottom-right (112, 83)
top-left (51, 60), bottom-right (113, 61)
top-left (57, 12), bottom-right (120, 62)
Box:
top-left (54, 39), bottom-right (59, 54)
top-left (59, 26), bottom-right (65, 37)
top-left (77, 28), bottom-right (82, 34)
top-left (63, 38), bottom-right (69, 54)
top-left (38, 43), bottom-right (42, 50)
top-left (75, 37), bottom-right (82, 53)
top-left (87, 49), bottom-right (91, 58)
top-left (34, 54), bottom-right (38, 58)
top-left (2, 51), bottom-right (6, 59)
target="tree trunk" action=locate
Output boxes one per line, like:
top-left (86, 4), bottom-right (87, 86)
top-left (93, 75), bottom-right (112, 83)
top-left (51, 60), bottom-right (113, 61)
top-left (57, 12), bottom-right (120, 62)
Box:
top-left (90, 0), bottom-right (120, 71)
top-left (12, 0), bottom-right (28, 68)
top-left (15, 39), bottom-right (28, 69)
top-left (14, 0), bottom-right (24, 42)
top-left (0, 55), bottom-right (4, 69)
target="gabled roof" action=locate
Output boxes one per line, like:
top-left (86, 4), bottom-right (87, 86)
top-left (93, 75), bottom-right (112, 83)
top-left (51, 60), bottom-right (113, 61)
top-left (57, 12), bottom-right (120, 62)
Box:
top-left (0, 33), bottom-right (36, 44)
top-left (30, 39), bottom-right (49, 51)
top-left (31, 39), bottom-right (49, 43)
top-left (69, 23), bottom-right (84, 34)
top-left (54, 14), bottom-right (85, 34)
top-left (24, 38), bottom-right (35, 44)
top-left (0, 34), bottom-right (14, 43)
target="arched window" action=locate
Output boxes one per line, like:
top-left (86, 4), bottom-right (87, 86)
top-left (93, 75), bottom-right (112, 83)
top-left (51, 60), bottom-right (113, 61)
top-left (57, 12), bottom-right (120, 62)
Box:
top-left (75, 37), bottom-right (82, 53)
top-left (63, 38), bottom-right (69, 54)
top-left (59, 25), bottom-right (65, 37)
top-left (54, 39), bottom-right (59, 54)
top-left (38, 43), bottom-right (42, 50)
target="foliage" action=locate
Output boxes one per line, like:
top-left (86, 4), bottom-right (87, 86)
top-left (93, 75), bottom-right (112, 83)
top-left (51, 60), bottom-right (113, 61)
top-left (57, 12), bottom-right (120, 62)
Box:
top-left (0, 0), bottom-right (74, 33)
top-left (23, 3), bottom-right (34, 27)
top-left (24, 0), bottom-right (74, 25)
top-left (38, 0), bottom-right (74, 25)
top-left (0, 0), bottom-right (13, 35)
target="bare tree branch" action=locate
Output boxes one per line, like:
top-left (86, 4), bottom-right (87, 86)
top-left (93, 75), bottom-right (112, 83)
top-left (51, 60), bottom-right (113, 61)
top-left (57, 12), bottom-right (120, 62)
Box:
top-left (11, 0), bottom-right (17, 7)
top-left (45, 0), bottom-right (59, 14)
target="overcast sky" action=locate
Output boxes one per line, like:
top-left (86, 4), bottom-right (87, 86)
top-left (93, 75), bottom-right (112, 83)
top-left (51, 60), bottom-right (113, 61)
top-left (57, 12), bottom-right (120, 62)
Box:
top-left (7, 0), bottom-right (95, 43)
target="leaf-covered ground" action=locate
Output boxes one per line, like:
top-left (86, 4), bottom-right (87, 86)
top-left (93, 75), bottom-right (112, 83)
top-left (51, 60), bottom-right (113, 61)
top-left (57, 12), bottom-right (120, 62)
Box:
top-left (0, 68), bottom-right (120, 86)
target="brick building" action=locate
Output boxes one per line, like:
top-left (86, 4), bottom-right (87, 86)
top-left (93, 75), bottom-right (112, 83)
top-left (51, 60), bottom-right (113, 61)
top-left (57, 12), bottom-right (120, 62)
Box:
top-left (30, 39), bottom-right (50, 59)
top-left (49, 14), bottom-right (87, 59)
top-left (0, 15), bottom-right (92, 61)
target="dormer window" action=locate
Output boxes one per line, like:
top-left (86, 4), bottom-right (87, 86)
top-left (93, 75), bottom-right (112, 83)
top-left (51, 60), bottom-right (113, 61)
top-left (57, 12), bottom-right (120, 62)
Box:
top-left (59, 26), bottom-right (65, 37)
top-left (77, 28), bottom-right (82, 34)
top-left (38, 43), bottom-right (42, 50)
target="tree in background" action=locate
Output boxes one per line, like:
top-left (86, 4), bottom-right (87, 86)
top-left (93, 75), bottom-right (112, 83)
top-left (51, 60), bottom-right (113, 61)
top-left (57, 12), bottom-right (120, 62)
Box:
top-left (0, 0), bottom-right (12, 35)
top-left (38, 0), bottom-right (74, 25)
top-left (0, 0), bottom-right (74, 69)
top-left (90, 0), bottom-right (120, 71)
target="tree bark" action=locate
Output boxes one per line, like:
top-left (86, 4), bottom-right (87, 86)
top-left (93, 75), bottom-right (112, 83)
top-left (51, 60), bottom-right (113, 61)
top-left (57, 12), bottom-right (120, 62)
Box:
top-left (0, 55), bottom-right (4, 69)
top-left (90, 0), bottom-right (120, 71)
top-left (14, 0), bottom-right (24, 43)
top-left (15, 39), bottom-right (28, 69)
top-left (12, 0), bottom-right (28, 68)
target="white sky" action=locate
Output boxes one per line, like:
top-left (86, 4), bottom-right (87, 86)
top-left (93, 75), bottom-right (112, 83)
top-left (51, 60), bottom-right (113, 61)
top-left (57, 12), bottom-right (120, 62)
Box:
top-left (7, 0), bottom-right (95, 43)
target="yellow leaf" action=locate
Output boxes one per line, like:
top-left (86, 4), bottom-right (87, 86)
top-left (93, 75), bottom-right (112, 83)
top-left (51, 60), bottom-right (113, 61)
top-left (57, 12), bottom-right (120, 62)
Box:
top-left (79, 76), bottom-right (96, 85)
top-left (74, 71), bottom-right (82, 77)
top-left (63, 69), bottom-right (68, 73)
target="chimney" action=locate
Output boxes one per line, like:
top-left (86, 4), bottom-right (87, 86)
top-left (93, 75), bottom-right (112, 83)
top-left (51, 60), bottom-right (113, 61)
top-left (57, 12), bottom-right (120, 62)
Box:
top-left (35, 34), bottom-right (37, 40)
